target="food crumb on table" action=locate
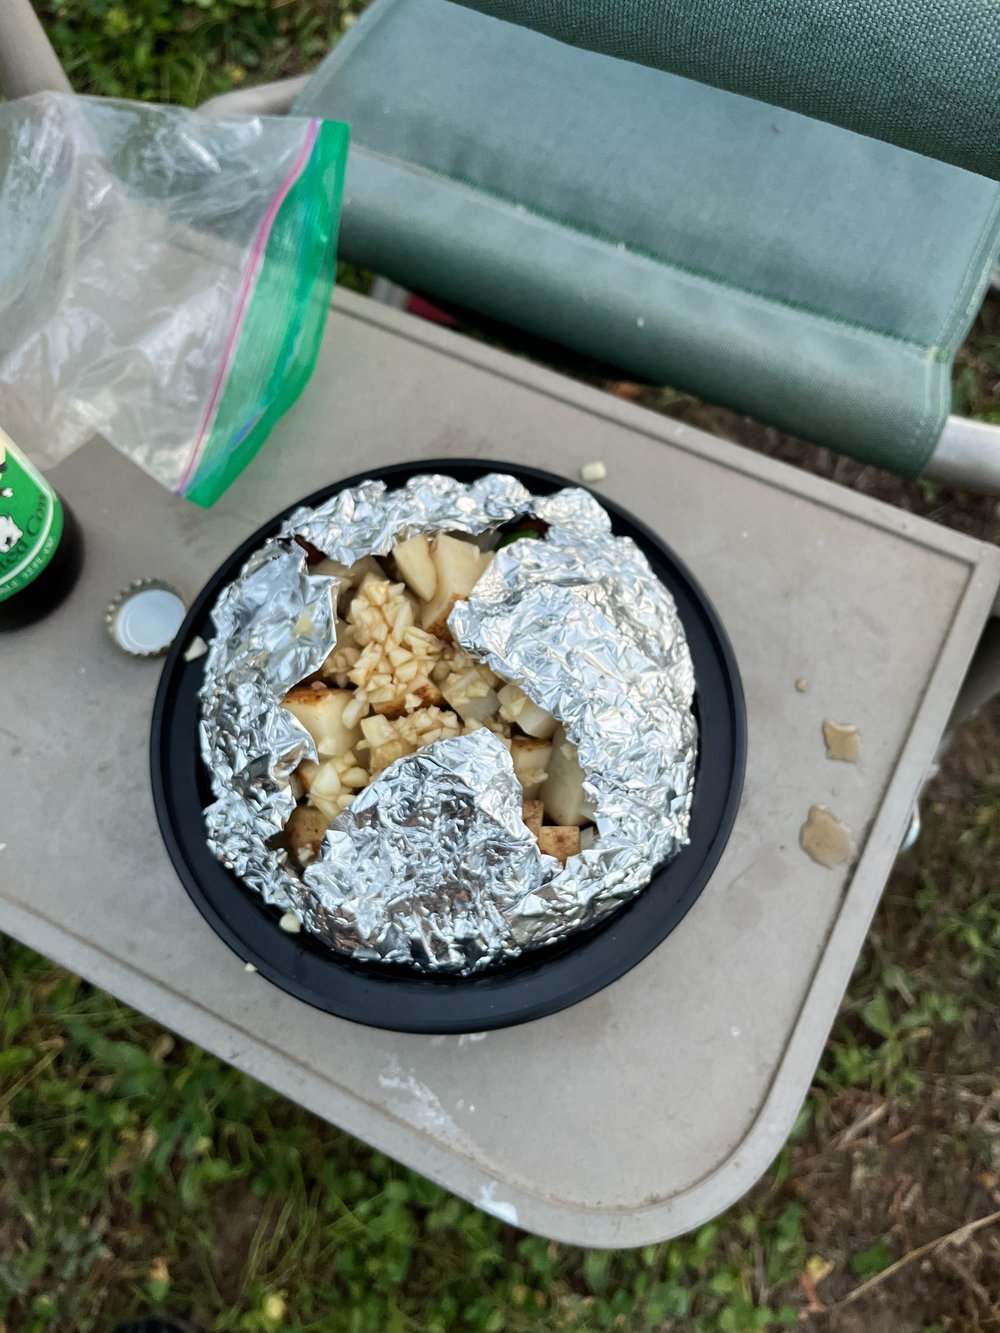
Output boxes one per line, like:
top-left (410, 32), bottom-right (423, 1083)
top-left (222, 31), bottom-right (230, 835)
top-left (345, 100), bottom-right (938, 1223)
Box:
top-left (580, 461), bottom-right (607, 483)
top-left (244, 961), bottom-right (258, 973)
top-left (822, 719), bottom-right (861, 763)
top-left (800, 804), bottom-right (852, 867)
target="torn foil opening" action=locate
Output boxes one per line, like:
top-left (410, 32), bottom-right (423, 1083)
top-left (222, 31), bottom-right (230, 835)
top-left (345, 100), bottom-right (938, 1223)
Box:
top-left (199, 473), bottom-right (697, 973)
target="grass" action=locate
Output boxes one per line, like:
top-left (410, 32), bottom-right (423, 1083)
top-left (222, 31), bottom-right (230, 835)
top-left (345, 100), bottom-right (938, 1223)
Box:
top-left (0, 941), bottom-right (807, 1332)
top-left (4, 7), bottom-right (1000, 1330)
top-left (36, 0), bottom-right (366, 107)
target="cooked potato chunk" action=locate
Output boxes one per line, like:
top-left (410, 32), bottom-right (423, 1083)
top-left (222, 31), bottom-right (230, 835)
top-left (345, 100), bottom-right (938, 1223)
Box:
top-left (282, 685), bottom-right (363, 759)
top-left (286, 804), bottom-right (330, 864)
top-left (511, 735), bottom-right (552, 799)
top-left (392, 533), bottom-right (437, 601)
top-left (537, 825), bottom-right (581, 865)
top-left (422, 534), bottom-right (492, 638)
top-left (521, 799), bottom-right (544, 838)
top-left (540, 724), bottom-right (595, 826)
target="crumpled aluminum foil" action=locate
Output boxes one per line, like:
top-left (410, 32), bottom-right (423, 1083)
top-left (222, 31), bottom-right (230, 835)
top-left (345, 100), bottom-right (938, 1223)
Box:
top-left (199, 473), bottom-right (697, 973)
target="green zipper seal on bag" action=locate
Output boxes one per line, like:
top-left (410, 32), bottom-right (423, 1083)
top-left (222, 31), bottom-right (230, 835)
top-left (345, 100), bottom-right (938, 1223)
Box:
top-left (181, 117), bottom-right (349, 507)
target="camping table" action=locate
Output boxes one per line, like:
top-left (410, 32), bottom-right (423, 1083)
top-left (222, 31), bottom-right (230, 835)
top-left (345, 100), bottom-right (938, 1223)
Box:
top-left (3, 289), bottom-right (998, 1246)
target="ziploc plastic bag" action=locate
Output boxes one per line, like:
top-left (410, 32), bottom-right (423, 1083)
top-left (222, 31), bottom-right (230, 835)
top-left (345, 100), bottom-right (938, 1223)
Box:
top-left (0, 93), bottom-right (348, 506)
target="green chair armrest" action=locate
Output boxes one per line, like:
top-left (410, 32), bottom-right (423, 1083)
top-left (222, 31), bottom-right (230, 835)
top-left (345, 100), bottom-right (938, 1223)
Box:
top-left (297, 0), bottom-right (1000, 480)
top-left (448, 0), bottom-right (1000, 180)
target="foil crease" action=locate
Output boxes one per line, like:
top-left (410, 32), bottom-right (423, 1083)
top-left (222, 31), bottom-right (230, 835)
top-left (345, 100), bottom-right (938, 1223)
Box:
top-left (199, 473), bottom-right (698, 972)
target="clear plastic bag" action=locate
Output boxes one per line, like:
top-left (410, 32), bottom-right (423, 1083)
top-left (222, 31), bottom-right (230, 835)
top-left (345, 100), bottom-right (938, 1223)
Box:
top-left (0, 93), bottom-right (348, 506)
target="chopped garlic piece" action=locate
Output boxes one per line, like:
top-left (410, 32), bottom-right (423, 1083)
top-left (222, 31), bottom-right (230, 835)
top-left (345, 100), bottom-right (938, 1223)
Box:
top-left (359, 705), bottom-right (464, 774)
top-left (278, 912), bottom-right (302, 934)
top-left (580, 460), bottom-right (607, 483)
top-left (497, 683), bottom-right (557, 739)
top-left (183, 635), bottom-right (208, 662)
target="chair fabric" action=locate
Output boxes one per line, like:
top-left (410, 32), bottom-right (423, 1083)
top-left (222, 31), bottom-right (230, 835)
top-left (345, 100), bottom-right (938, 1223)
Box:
top-left (447, 0), bottom-right (1000, 182)
top-left (296, 0), bottom-right (1000, 477)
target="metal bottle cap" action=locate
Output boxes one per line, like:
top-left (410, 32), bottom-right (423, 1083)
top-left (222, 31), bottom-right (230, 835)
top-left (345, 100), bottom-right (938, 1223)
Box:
top-left (106, 579), bottom-right (186, 657)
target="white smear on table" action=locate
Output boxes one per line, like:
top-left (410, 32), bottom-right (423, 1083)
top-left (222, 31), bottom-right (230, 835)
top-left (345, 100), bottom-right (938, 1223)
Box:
top-left (431, 1032), bottom-right (487, 1048)
top-left (477, 1180), bottom-right (519, 1226)
top-left (379, 1057), bottom-right (475, 1148)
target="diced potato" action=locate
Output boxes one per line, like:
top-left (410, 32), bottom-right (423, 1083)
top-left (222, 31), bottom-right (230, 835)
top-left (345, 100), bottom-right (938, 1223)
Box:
top-left (521, 799), bottom-right (544, 838)
top-left (540, 724), bottom-right (596, 826)
top-left (282, 685), bottom-right (362, 759)
top-left (537, 824), bottom-right (581, 866)
top-left (422, 534), bottom-right (493, 638)
top-left (511, 735), bottom-right (552, 799)
top-left (286, 803), bottom-right (329, 864)
top-left (439, 667), bottom-right (501, 723)
top-left (392, 533), bottom-right (437, 601)
top-left (496, 683), bottom-right (558, 739)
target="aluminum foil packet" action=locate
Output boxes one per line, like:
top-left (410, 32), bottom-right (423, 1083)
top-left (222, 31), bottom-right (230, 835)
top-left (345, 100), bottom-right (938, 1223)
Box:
top-left (199, 473), bottom-right (697, 973)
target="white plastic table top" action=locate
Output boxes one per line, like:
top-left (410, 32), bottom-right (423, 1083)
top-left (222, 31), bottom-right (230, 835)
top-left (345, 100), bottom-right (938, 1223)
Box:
top-left (3, 290), bottom-right (999, 1246)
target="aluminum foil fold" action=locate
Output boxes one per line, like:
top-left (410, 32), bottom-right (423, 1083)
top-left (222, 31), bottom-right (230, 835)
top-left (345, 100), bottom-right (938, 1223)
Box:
top-left (199, 473), bottom-right (697, 972)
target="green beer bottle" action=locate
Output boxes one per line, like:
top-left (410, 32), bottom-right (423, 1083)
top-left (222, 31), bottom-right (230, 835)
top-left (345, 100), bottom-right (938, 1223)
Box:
top-left (0, 429), bottom-right (83, 630)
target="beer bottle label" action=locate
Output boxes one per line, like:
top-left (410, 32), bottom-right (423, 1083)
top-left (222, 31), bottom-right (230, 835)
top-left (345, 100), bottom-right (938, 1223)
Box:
top-left (0, 433), bottom-right (64, 604)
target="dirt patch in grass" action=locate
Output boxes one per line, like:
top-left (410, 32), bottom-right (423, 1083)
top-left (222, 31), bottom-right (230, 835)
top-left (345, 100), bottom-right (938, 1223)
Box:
top-left (210, 1181), bottom-right (269, 1304)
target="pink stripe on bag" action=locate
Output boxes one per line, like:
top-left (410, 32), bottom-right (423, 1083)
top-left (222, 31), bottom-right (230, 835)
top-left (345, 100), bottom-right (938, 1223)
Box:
top-left (176, 118), bottom-right (321, 494)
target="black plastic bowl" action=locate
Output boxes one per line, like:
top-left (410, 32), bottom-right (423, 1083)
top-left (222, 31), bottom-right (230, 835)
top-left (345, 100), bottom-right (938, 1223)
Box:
top-left (150, 460), bottom-right (746, 1032)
